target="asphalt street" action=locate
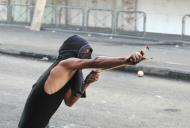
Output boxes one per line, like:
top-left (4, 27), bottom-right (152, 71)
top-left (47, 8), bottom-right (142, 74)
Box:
top-left (0, 26), bottom-right (190, 81)
top-left (0, 54), bottom-right (190, 128)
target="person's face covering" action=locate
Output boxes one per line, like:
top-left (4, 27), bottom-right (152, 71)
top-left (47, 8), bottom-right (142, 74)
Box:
top-left (58, 35), bottom-right (93, 60)
top-left (78, 48), bottom-right (93, 59)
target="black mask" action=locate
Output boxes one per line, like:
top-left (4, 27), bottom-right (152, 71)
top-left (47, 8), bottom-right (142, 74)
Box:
top-left (57, 35), bottom-right (93, 97)
top-left (57, 35), bottom-right (93, 60)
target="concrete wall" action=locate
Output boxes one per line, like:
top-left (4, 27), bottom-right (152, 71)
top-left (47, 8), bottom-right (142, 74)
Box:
top-left (45, 0), bottom-right (138, 11)
top-left (11, 0), bottom-right (30, 4)
top-left (137, 0), bottom-right (190, 35)
top-left (2, 0), bottom-right (190, 35)
top-left (59, 0), bottom-right (137, 31)
top-left (63, 0), bottom-right (113, 9)
top-left (0, 0), bottom-right (8, 4)
top-left (0, 0), bottom-right (7, 21)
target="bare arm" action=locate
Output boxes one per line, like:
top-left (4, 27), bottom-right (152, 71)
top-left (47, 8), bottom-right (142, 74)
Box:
top-left (63, 82), bottom-right (91, 107)
top-left (60, 52), bottom-right (143, 70)
top-left (60, 56), bottom-right (129, 70)
top-left (64, 71), bottom-right (99, 107)
top-left (44, 52), bottom-right (142, 95)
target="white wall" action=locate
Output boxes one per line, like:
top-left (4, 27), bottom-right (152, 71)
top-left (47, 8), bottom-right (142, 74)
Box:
top-left (186, 16), bottom-right (190, 35)
top-left (137, 0), bottom-right (190, 35)
top-left (66, 0), bottom-right (137, 30)
top-left (67, 0), bottom-right (113, 9)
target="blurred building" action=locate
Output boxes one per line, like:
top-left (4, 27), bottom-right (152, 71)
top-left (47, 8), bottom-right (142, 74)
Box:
top-left (0, 0), bottom-right (190, 36)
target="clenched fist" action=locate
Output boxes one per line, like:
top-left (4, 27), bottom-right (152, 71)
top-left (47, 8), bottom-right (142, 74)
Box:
top-left (128, 51), bottom-right (145, 65)
top-left (84, 70), bottom-right (100, 84)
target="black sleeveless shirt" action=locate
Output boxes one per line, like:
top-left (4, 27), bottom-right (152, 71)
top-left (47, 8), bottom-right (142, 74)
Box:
top-left (18, 35), bottom-right (93, 128)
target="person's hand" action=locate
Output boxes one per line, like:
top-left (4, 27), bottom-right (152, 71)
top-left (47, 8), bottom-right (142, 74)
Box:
top-left (127, 51), bottom-right (145, 65)
top-left (84, 70), bottom-right (100, 84)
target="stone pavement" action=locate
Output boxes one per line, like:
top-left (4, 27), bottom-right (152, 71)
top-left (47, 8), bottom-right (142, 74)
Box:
top-left (0, 25), bottom-right (190, 81)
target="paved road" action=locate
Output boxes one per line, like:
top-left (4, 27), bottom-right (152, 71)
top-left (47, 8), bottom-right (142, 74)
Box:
top-left (0, 26), bottom-right (190, 66)
top-left (0, 54), bottom-right (190, 128)
top-left (0, 26), bottom-right (190, 81)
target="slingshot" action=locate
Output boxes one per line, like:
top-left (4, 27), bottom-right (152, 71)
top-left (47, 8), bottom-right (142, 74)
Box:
top-left (95, 45), bottom-right (152, 73)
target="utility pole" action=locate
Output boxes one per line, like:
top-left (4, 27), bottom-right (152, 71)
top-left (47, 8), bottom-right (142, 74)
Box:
top-left (30, 0), bottom-right (47, 31)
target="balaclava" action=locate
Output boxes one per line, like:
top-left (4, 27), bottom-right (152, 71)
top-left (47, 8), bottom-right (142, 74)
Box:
top-left (57, 35), bottom-right (93, 97)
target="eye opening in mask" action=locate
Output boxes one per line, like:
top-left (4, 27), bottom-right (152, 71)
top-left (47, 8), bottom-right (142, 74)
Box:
top-left (79, 48), bottom-right (93, 59)
top-left (81, 48), bottom-right (92, 54)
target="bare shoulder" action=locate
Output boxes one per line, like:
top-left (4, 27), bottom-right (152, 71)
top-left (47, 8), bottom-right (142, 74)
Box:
top-left (48, 59), bottom-right (77, 78)
top-left (59, 58), bottom-right (80, 65)
top-left (58, 58), bottom-right (82, 69)
top-left (59, 57), bottom-right (93, 70)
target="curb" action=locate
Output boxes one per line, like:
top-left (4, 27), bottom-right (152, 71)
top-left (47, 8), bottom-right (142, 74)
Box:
top-left (44, 28), bottom-right (190, 46)
top-left (0, 48), bottom-right (190, 82)
top-left (0, 48), bottom-right (56, 61)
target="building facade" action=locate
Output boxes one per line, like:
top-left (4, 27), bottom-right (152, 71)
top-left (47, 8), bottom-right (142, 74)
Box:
top-left (0, 0), bottom-right (189, 35)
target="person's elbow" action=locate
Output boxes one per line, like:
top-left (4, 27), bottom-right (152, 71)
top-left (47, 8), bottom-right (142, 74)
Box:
top-left (64, 100), bottom-right (74, 107)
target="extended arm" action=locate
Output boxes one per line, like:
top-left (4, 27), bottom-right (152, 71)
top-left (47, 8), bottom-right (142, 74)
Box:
top-left (60, 56), bottom-right (128, 70)
top-left (60, 52), bottom-right (143, 70)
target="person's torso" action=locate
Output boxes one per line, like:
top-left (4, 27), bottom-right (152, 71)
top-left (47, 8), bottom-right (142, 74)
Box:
top-left (44, 63), bottom-right (76, 95)
top-left (18, 61), bottom-right (75, 128)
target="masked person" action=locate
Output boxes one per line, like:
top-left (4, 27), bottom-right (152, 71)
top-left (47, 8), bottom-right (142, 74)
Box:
top-left (18, 35), bottom-right (144, 128)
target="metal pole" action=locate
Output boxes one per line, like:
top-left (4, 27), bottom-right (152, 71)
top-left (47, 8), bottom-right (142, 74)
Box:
top-left (65, 0), bottom-right (69, 26)
top-left (82, 8), bottom-right (85, 29)
top-left (143, 12), bottom-right (146, 36)
top-left (182, 15), bottom-right (186, 37)
top-left (135, 0), bottom-right (138, 31)
top-left (115, 11), bottom-right (120, 34)
top-left (85, 8), bottom-right (90, 31)
top-left (29, 1), bottom-right (34, 24)
top-left (111, 10), bottom-right (115, 34)
top-left (7, 0), bottom-right (12, 24)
